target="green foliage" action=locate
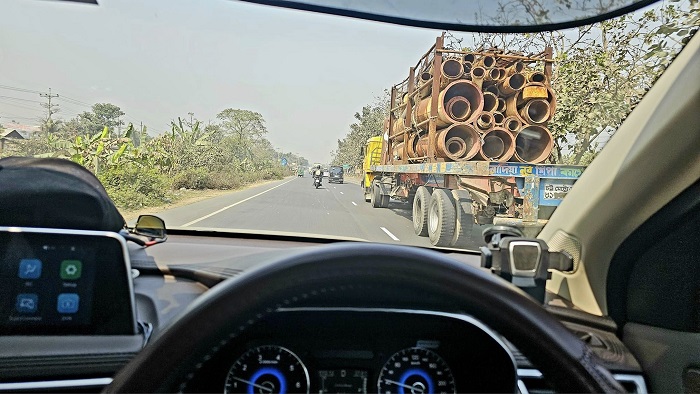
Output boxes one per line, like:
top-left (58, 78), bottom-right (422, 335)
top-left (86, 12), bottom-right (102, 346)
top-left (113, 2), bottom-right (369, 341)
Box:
top-left (6, 102), bottom-right (306, 211)
top-left (172, 168), bottom-right (217, 190)
top-left (98, 165), bottom-right (172, 210)
top-left (330, 92), bottom-right (389, 169)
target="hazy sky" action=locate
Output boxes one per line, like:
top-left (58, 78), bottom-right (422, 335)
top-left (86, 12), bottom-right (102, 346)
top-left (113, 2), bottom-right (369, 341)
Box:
top-left (0, 0), bottom-right (449, 163)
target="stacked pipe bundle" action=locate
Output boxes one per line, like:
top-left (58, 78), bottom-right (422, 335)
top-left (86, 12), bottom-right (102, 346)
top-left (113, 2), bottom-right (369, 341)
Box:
top-left (390, 48), bottom-right (555, 164)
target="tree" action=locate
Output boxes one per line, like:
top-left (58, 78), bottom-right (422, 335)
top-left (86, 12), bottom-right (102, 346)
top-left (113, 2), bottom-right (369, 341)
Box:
top-left (216, 109), bottom-right (268, 162)
top-left (330, 93), bottom-right (389, 169)
top-left (72, 103), bottom-right (125, 137)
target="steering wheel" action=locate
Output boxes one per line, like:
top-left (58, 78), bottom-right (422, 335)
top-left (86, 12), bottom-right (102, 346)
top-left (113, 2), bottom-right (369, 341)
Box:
top-left (106, 243), bottom-right (623, 393)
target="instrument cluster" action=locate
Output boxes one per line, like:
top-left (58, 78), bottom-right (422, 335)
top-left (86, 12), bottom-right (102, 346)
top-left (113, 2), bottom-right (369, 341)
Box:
top-left (186, 308), bottom-right (517, 393)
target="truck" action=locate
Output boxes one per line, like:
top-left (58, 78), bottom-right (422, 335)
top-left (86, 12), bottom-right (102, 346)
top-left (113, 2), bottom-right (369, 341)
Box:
top-left (362, 34), bottom-right (585, 248)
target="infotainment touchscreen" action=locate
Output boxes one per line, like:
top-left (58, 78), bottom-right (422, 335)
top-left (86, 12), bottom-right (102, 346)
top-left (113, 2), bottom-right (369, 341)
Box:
top-left (0, 227), bottom-right (136, 335)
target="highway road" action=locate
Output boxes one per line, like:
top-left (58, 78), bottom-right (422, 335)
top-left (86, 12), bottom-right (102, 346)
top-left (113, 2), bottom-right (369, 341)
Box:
top-left (153, 176), bottom-right (486, 251)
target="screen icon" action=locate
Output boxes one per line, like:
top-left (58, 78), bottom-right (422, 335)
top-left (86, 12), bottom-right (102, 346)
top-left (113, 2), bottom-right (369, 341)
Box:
top-left (18, 259), bottom-right (42, 279)
top-left (57, 293), bottom-right (79, 314)
top-left (60, 260), bottom-right (82, 280)
top-left (16, 294), bottom-right (38, 313)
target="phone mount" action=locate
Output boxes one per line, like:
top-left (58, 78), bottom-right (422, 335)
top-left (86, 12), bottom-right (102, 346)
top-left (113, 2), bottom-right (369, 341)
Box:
top-left (480, 226), bottom-right (573, 303)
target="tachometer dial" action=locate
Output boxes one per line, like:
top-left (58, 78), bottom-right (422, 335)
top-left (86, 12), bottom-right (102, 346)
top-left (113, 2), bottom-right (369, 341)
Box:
top-left (377, 347), bottom-right (455, 394)
top-left (224, 345), bottom-right (309, 394)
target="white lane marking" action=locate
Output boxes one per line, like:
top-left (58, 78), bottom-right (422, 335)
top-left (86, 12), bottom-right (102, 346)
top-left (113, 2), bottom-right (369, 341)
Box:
top-left (380, 227), bottom-right (400, 241)
top-left (326, 188), bottom-right (331, 192)
top-left (351, 201), bottom-right (357, 206)
top-left (181, 178), bottom-right (296, 227)
top-left (333, 187), bottom-right (336, 189)
top-left (340, 191), bottom-right (344, 195)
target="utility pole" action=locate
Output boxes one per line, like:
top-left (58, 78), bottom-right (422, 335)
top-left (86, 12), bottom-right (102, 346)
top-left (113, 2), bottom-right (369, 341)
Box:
top-left (39, 88), bottom-right (59, 122)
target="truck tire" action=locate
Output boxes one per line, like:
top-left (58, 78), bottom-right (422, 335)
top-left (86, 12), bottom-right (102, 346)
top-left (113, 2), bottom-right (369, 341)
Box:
top-left (450, 190), bottom-right (475, 248)
top-left (380, 194), bottom-right (390, 208)
top-left (412, 186), bottom-right (432, 236)
top-left (371, 182), bottom-right (382, 208)
top-left (428, 188), bottom-right (456, 247)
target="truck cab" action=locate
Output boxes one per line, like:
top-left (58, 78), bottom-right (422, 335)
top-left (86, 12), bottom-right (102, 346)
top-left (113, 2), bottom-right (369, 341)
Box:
top-left (361, 136), bottom-right (383, 200)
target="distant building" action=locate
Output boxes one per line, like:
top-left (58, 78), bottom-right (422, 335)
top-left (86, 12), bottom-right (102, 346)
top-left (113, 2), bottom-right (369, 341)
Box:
top-left (0, 129), bottom-right (25, 152)
top-left (1, 123), bottom-right (39, 138)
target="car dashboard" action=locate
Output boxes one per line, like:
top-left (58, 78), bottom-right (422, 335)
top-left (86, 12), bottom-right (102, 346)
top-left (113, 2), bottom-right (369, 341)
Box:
top-left (0, 231), bottom-right (648, 393)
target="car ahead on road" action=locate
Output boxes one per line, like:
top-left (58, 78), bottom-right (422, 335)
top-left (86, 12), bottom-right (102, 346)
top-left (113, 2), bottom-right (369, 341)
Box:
top-left (0, 1), bottom-right (698, 394)
top-left (328, 166), bottom-right (344, 184)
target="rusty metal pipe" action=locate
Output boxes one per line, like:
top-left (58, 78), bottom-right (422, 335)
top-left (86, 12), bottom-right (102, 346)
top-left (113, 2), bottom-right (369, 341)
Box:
top-left (505, 61), bottom-right (524, 77)
top-left (528, 71), bottom-right (546, 83)
top-left (506, 83), bottom-right (556, 124)
top-left (476, 112), bottom-right (494, 132)
top-left (463, 53), bottom-right (476, 63)
top-left (520, 99), bottom-right (551, 124)
top-left (415, 135), bottom-right (430, 157)
top-left (484, 84), bottom-right (499, 95)
top-left (497, 98), bottom-right (507, 113)
top-left (497, 68), bottom-right (506, 81)
top-left (476, 55), bottom-right (496, 69)
top-left (414, 80), bottom-right (484, 130)
top-left (484, 68), bottom-right (501, 81)
top-left (436, 123), bottom-right (480, 161)
top-left (392, 142), bottom-right (405, 160)
top-left (445, 96), bottom-right (471, 122)
top-left (470, 66), bottom-right (485, 88)
top-left (418, 71), bottom-right (433, 98)
top-left (514, 125), bottom-right (553, 164)
top-left (392, 116), bottom-right (405, 136)
top-left (504, 116), bottom-right (522, 133)
top-left (407, 133), bottom-right (419, 158)
top-left (492, 111), bottom-right (505, 126)
top-left (476, 127), bottom-right (515, 161)
top-left (483, 92), bottom-right (499, 113)
top-left (498, 73), bottom-right (526, 96)
top-left (462, 63), bottom-right (471, 77)
top-left (441, 58), bottom-right (464, 87)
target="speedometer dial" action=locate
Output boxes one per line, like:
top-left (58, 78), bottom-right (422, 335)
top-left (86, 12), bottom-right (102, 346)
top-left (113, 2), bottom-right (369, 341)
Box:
top-left (224, 345), bottom-right (309, 394)
top-left (377, 348), bottom-right (456, 394)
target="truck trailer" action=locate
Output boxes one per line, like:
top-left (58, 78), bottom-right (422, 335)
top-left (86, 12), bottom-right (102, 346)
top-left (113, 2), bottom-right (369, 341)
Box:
top-left (362, 34), bottom-right (585, 248)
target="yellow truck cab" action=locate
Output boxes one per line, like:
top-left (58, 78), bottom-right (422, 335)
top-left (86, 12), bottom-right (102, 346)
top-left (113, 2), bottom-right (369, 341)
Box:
top-left (362, 136), bottom-right (383, 201)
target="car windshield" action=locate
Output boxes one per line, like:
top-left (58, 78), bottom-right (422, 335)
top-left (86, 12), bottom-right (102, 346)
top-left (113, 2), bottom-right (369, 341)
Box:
top-left (0, 0), bottom-right (697, 251)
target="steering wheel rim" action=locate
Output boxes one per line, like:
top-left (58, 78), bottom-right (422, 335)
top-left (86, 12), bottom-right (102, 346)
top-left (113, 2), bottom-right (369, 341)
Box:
top-left (106, 242), bottom-right (623, 393)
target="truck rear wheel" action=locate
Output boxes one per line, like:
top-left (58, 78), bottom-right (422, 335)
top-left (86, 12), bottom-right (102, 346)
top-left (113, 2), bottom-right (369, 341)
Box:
top-left (450, 190), bottom-right (475, 248)
top-left (380, 194), bottom-right (390, 208)
top-left (371, 182), bottom-right (382, 208)
top-left (428, 188), bottom-right (456, 247)
top-left (412, 186), bottom-right (432, 236)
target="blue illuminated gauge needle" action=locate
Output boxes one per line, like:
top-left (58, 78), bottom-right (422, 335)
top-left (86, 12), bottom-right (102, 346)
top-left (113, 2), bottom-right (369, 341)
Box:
top-left (383, 379), bottom-right (425, 394)
top-left (232, 377), bottom-right (274, 393)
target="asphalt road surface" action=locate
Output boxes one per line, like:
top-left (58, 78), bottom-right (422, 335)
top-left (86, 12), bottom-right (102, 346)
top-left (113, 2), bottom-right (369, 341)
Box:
top-left (153, 176), bottom-right (486, 251)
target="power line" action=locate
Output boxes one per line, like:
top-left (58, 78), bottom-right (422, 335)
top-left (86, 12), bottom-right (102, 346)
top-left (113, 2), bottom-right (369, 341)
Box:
top-left (0, 112), bottom-right (38, 120)
top-left (3, 84), bottom-right (160, 134)
top-left (0, 84), bottom-right (43, 95)
top-left (0, 100), bottom-right (44, 111)
top-left (0, 95), bottom-right (44, 103)
top-left (59, 95), bottom-right (92, 107)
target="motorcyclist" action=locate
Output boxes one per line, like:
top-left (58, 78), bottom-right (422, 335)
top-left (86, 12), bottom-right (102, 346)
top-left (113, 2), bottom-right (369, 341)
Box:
top-left (312, 165), bottom-right (323, 185)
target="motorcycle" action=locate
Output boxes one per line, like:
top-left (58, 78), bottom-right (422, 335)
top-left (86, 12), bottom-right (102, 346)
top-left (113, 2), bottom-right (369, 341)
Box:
top-left (313, 176), bottom-right (321, 189)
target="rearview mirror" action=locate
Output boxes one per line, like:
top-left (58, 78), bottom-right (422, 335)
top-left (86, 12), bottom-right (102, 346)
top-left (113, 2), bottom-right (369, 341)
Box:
top-left (134, 215), bottom-right (166, 239)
